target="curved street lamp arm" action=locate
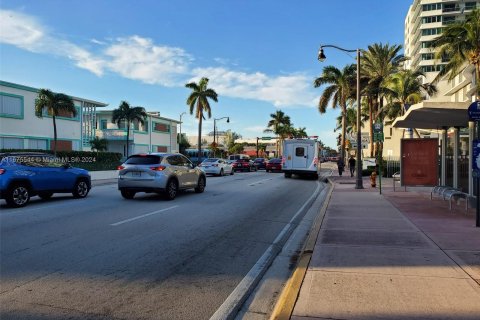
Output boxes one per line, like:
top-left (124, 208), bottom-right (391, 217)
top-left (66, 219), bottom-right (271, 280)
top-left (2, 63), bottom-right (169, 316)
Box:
top-left (319, 44), bottom-right (357, 53)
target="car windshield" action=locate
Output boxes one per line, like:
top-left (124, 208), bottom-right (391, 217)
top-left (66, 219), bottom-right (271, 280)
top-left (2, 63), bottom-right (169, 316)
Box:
top-left (125, 155), bottom-right (162, 165)
top-left (254, 159), bottom-right (264, 162)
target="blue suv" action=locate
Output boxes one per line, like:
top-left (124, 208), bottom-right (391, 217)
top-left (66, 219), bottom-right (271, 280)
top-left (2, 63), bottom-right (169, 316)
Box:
top-left (0, 152), bottom-right (91, 207)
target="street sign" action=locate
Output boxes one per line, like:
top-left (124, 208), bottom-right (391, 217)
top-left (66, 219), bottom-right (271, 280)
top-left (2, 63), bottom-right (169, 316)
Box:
top-left (374, 132), bottom-right (384, 142)
top-left (468, 101), bottom-right (480, 121)
top-left (373, 122), bottom-right (383, 133)
top-left (261, 137), bottom-right (273, 140)
top-left (473, 139), bottom-right (480, 174)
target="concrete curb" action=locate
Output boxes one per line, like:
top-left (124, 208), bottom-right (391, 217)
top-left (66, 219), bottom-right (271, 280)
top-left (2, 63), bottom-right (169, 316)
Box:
top-left (210, 181), bottom-right (323, 320)
top-left (269, 178), bottom-right (334, 320)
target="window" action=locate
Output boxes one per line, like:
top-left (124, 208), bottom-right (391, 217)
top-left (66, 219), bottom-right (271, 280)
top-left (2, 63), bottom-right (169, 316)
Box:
top-left (465, 2), bottom-right (477, 10)
top-left (443, 16), bottom-right (456, 25)
top-left (421, 41), bottom-right (434, 48)
top-left (421, 16), bottom-right (441, 24)
top-left (100, 120), bottom-right (107, 129)
top-left (156, 146), bottom-right (168, 152)
top-left (0, 93), bottom-right (23, 118)
top-left (153, 122), bottom-right (170, 132)
top-left (28, 139), bottom-right (47, 150)
top-left (0, 137), bottom-right (23, 149)
top-left (125, 155), bottom-right (162, 165)
top-left (295, 147), bottom-right (305, 157)
top-left (422, 3), bottom-right (441, 11)
top-left (421, 53), bottom-right (435, 61)
top-left (421, 28), bottom-right (442, 36)
top-left (167, 155), bottom-right (182, 166)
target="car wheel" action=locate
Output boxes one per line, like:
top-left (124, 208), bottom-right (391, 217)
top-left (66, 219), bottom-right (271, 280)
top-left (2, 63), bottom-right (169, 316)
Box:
top-left (230, 169), bottom-right (234, 175)
top-left (219, 169), bottom-right (224, 177)
top-left (284, 173), bottom-right (292, 178)
top-left (6, 184), bottom-right (30, 208)
top-left (72, 179), bottom-right (90, 198)
top-left (195, 176), bottom-right (206, 193)
top-left (121, 190), bottom-right (136, 199)
top-left (165, 179), bottom-right (178, 200)
top-left (38, 192), bottom-right (53, 200)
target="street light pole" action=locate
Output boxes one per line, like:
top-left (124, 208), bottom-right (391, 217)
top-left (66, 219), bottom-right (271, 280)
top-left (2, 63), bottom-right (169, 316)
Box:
top-left (318, 44), bottom-right (364, 189)
top-left (213, 116), bottom-right (230, 156)
top-left (179, 112), bottom-right (186, 151)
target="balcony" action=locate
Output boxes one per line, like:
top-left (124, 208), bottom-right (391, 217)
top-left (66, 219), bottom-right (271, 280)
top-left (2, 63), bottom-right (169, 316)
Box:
top-left (96, 129), bottom-right (133, 140)
top-left (442, 6), bottom-right (460, 13)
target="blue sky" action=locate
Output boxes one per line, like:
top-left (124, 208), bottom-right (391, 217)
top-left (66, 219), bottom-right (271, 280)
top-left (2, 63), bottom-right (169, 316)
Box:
top-left (0, 0), bottom-right (412, 148)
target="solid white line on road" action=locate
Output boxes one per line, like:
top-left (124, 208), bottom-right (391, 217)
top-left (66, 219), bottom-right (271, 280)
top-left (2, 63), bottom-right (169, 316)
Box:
top-left (248, 177), bottom-right (274, 186)
top-left (110, 205), bottom-right (179, 226)
top-left (210, 181), bottom-right (321, 320)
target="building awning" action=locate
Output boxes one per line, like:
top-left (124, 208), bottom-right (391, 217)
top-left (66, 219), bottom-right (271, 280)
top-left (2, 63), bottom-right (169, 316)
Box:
top-left (392, 101), bottom-right (470, 129)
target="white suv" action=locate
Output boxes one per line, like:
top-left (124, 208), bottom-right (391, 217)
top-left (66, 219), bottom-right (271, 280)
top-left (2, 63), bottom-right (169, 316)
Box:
top-left (117, 153), bottom-right (206, 200)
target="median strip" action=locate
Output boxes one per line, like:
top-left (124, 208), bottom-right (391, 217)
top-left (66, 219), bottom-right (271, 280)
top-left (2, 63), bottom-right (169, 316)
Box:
top-left (110, 205), bottom-right (179, 226)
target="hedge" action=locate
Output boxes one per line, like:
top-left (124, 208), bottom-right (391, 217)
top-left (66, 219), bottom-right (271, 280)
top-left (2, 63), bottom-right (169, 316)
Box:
top-left (0, 149), bottom-right (122, 171)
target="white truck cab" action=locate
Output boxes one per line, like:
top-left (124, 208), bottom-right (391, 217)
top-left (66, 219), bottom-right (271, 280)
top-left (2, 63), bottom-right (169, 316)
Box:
top-left (282, 139), bottom-right (321, 179)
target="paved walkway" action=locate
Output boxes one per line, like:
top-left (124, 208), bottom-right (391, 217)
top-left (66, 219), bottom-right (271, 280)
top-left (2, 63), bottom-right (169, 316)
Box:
top-left (291, 174), bottom-right (480, 320)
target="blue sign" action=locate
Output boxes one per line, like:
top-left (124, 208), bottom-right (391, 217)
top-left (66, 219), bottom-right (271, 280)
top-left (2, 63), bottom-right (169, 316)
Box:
top-left (468, 101), bottom-right (480, 121)
top-left (473, 140), bottom-right (480, 174)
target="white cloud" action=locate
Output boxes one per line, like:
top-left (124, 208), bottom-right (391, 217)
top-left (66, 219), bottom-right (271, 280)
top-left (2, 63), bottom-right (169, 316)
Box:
top-left (104, 36), bottom-right (193, 86)
top-left (1, 9), bottom-right (317, 108)
top-left (0, 9), bottom-right (105, 76)
top-left (190, 67), bottom-right (315, 107)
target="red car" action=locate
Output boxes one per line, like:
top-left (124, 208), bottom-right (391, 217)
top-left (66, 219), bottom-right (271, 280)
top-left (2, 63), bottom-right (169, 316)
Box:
top-left (266, 158), bottom-right (282, 172)
top-left (232, 159), bottom-right (257, 172)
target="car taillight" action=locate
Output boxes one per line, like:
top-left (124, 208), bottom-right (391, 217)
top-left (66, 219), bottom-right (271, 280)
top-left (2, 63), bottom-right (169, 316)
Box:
top-left (150, 166), bottom-right (166, 171)
top-left (0, 169), bottom-right (5, 175)
top-left (117, 165), bottom-right (125, 170)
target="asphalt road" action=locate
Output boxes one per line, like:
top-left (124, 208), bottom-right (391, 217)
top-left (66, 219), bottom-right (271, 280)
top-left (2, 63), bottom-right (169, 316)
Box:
top-left (0, 170), bottom-right (327, 320)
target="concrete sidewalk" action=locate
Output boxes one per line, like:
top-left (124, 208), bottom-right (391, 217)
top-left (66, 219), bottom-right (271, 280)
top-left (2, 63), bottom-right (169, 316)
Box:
top-left (290, 175), bottom-right (480, 320)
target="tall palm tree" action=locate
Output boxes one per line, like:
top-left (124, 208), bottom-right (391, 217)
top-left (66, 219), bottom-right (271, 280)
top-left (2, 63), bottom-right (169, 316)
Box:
top-left (185, 77), bottom-right (218, 164)
top-left (35, 89), bottom-right (76, 156)
top-left (361, 43), bottom-right (406, 155)
top-left (294, 127), bottom-right (308, 138)
top-left (383, 69), bottom-right (437, 119)
top-left (264, 110), bottom-right (291, 156)
top-left (314, 64), bottom-right (356, 162)
top-left (432, 9), bottom-right (480, 99)
top-left (111, 101), bottom-right (147, 157)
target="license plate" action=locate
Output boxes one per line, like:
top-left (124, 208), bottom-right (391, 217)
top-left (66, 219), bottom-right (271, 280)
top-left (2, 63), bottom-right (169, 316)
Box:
top-left (131, 171), bottom-right (141, 177)
top-left (272, 166), bottom-right (277, 169)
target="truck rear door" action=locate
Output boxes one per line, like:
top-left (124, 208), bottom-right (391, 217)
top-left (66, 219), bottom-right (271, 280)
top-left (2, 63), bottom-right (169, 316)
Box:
top-left (292, 144), bottom-right (308, 168)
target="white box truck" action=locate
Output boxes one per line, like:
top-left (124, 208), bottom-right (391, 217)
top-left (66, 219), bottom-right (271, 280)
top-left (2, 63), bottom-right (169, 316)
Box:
top-left (282, 139), bottom-right (321, 179)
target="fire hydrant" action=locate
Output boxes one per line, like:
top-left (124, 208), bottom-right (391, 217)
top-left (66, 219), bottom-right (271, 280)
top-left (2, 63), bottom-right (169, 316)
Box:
top-left (370, 171), bottom-right (377, 188)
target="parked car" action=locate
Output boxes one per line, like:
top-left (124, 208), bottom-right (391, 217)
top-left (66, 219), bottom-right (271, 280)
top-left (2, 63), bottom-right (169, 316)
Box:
top-left (0, 152), bottom-right (91, 207)
top-left (227, 154), bottom-right (250, 164)
top-left (117, 153), bottom-right (206, 200)
top-left (232, 158), bottom-right (257, 172)
top-left (253, 158), bottom-right (267, 170)
top-left (266, 158), bottom-right (282, 172)
top-left (198, 158), bottom-right (234, 176)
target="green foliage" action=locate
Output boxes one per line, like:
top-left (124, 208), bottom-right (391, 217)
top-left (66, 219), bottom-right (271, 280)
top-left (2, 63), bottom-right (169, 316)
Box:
top-left (0, 149), bottom-right (122, 171)
top-left (89, 137), bottom-right (108, 152)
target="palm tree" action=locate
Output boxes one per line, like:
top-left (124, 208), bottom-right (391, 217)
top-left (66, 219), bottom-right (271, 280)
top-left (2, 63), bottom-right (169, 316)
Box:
top-left (432, 9), bottom-right (480, 99)
top-left (111, 101), bottom-right (147, 157)
top-left (383, 69), bottom-right (437, 119)
top-left (264, 110), bottom-right (291, 156)
top-left (314, 64), bottom-right (356, 162)
top-left (89, 137), bottom-right (108, 152)
top-left (185, 77), bottom-right (218, 164)
top-left (35, 89), bottom-right (77, 156)
top-left (294, 127), bottom-right (308, 138)
top-left (361, 43), bottom-right (406, 156)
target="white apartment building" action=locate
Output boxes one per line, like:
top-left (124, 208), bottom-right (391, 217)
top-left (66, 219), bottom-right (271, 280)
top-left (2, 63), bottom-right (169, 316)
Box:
top-left (388, 0), bottom-right (478, 193)
top-left (0, 80), bottom-right (107, 151)
top-left (96, 111), bottom-right (179, 156)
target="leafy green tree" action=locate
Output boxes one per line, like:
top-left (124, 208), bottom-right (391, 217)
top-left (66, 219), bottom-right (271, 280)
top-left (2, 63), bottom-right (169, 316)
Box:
top-left (185, 77), bottom-right (218, 164)
top-left (177, 133), bottom-right (190, 154)
top-left (111, 101), bottom-right (147, 157)
top-left (432, 9), bottom-right (480, 99)
top-left (35, 89), bottom-right (77, 156)
top-left (314, 64), bottom-right (356, 162)
top-left (89, 137), bottom-right (108, 152)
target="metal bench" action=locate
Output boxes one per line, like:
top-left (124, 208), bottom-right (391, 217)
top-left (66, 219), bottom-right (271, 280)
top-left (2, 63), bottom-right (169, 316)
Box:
top-left (430, 185), bottom-right (458, 200)
top-left (442, 189), bottom-right (469, 211)
top-left (392, 172), bottom-right (405, 191)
